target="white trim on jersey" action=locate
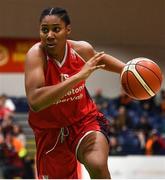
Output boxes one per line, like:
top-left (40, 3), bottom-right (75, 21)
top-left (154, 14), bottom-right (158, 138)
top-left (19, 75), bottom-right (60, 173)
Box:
top-left (72, 49), bottom-right (86, 63)
top-left (54, 43), bottom-right (68, 67)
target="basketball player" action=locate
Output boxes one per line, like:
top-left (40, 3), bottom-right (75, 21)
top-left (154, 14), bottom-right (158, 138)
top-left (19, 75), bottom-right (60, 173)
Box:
top-left (24, 7), bottom-right (125, 179)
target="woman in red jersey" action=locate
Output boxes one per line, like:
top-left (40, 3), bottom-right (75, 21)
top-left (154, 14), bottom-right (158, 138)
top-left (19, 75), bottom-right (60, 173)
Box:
top-left (25, 7), bottom-right (125, 179)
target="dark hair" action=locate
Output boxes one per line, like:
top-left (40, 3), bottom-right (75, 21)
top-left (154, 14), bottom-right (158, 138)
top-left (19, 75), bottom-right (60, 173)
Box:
top-left (39, 7), bottom-right (71, 25)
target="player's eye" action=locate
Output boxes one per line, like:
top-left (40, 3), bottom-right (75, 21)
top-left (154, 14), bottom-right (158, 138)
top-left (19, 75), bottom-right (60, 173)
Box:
top-left (41, 27), bottom-right (49, 34)
top-left (52, 27), bottom-right (61, 33)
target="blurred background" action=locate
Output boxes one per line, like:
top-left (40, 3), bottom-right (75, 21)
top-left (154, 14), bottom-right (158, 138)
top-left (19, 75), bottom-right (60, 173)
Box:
top-left (0, 0), bottom-right (165, 179)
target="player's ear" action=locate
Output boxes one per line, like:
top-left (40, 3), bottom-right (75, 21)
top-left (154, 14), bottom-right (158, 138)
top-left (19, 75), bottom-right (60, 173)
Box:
top-left (66, 25), bottom-right (71, 35)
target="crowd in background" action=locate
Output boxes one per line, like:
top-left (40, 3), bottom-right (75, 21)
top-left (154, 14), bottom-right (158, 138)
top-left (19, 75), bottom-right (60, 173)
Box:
top-left (0, 94), bottom-right (34, 179)
top-left (0, 89), bottom-right (165, 178)
top-left (93, 89), bottom-right (165, 156)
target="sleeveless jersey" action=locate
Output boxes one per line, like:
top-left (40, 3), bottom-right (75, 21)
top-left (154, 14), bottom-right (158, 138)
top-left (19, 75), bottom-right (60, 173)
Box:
top-left (28, 42), bottom-right (99, 130)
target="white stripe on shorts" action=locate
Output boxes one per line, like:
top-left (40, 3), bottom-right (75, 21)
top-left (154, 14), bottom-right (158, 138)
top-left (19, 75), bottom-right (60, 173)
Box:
top-left (75, 130), bottom-right (95, 159)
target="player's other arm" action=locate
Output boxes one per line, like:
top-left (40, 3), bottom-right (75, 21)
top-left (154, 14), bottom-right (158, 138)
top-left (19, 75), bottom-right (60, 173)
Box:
top-left (100, 54), bottom-right (125, 73)
top-left (71, 40), bottom-right (125, 74)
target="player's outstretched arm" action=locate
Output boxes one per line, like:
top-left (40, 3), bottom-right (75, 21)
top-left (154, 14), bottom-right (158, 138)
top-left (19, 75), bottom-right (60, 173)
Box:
top-left (70, 40), bottom-right (125, 74)
top-left (99, 54), bottom-right (125, 73)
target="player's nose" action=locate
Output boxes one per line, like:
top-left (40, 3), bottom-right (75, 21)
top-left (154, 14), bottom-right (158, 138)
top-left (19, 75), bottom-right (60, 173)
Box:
top-left (47, 31), bottom-right (55, 39)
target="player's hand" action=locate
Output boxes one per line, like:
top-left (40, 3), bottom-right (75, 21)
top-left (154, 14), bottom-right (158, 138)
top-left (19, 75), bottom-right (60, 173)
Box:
top-left (77, 52), bottom-right (105, 80)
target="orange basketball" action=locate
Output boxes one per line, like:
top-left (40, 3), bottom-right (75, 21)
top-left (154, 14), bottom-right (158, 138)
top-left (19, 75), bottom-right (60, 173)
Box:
top-left (120, 57), bottom-right (163, 100)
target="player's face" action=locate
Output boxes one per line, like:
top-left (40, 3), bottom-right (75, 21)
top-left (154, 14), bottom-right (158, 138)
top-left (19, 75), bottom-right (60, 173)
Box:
top-left (40, 15), bottom-right (71, 51)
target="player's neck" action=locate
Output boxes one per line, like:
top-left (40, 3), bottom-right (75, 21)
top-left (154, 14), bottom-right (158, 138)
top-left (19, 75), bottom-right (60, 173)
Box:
top-left (48, 43), bottom-right (67, 63)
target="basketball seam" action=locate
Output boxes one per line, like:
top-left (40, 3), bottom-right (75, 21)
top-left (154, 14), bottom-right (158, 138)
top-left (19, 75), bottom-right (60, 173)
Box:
top-left (126, 65), bottom-right (137, 99)
top-left (132, 68), bottom-right (153, 97)
top-left (136, 63), bottom-right (162, 84)
top-left (132, 64), bottom-right (155, 96)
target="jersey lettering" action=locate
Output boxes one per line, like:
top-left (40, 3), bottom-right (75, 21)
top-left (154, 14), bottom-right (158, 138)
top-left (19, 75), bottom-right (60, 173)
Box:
top-left (60, 73), bottom-right (69, 82)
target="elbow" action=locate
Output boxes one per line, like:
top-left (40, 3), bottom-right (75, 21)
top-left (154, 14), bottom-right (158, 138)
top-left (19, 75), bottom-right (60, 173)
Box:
top-left (30, 104), bottom-right (41, 112)
top-left (28, 98), bottom-right (43, 112)
top-left (29, 103), bottom-right (41, 112)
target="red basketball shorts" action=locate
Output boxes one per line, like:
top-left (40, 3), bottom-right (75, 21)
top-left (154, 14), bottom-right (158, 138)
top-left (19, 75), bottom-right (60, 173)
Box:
top-left (37, 114), bottom-right (110, 179)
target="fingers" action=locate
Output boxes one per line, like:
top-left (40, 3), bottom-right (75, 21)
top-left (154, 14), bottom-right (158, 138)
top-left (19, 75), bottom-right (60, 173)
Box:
top-left (90, 51), bottom-right (105, 64)
top-left (91, 64), bottom-right (105, 70)
top-left (94, 51), bottom-right (104, 58)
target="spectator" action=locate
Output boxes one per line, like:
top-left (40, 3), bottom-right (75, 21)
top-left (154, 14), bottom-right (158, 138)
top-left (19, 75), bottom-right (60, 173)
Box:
top-left (109, 136), bottom-right (123, 156)
top-left (113, 89), bottom-right (133, 110)
top-left (1, 94), bottom-right (16, 112)
top-left (12, 124), bottom-right (27, 148)
top-left (140, 97), bottom-right (157, 117)
top-left (1, 117), bottom-right (13, 136)
top-left (146, 129), bottom-right (165, 155)
top-left (5, 132), bottom-right (24, 154)
top-left (1, 133), bottom-right (24, 178)
top-left (135, 115), bottom-right (153, 140)
top-left (135, 130), bottom-right (146, 154)
top-left (0, 95), bottom-right (14, 123)
top-left (114, 106), bottom-right (133, 132)
top-left (93, 88), bottom-right (107, 105)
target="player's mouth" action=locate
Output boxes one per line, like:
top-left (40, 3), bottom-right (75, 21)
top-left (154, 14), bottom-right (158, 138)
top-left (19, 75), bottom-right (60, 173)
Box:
top-left (46, 43), bottom-right (56, 48)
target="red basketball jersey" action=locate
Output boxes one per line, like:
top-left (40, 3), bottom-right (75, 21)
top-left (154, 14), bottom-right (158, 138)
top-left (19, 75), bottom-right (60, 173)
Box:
top-left (28, 42), bottom-right (99, 129)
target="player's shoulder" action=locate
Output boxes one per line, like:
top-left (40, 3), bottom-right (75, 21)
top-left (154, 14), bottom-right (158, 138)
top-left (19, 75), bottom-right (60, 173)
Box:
top-left (68, 40), bottom-right (95, 61)
top-left (68, 40), bottom-right (93, 52)
top-left (26, 42), bottom-right (45, 59)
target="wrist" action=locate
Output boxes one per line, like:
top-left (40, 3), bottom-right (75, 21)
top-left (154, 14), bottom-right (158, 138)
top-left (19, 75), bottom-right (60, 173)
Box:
top-left (73, 72), bottom-right (83, 82)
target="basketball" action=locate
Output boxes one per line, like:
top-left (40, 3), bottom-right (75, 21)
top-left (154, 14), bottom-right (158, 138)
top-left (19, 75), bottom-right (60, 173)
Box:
top-left (120, 57), bottom-right (163, 100)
